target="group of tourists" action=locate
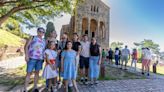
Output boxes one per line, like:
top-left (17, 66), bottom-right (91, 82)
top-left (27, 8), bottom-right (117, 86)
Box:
top-left (23, 27), bottom-right (102, 92)
top-left (103, 46), bottom-right (152, 75)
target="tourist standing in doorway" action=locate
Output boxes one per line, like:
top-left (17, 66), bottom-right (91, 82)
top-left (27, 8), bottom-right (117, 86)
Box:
top-left (121, 46), bottom-right (130, 70)
top-left (80, 35), bottom-right (90, 85)
top-left (131, 49), bottom-right (138, 71)
top-left (89, 38), bottom-right (102, 85)
top-left (24, 27), bottom-right (46, 92)
top-left (61, 41), bottom-right (79, 92)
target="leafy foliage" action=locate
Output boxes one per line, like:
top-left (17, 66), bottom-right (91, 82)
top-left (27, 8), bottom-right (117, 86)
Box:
top-left (110, 42), bottom-right (124, 50)
top-left (133, 39), bottom-right (160, 55)
top-left (0, 0), bottom-right (83, 27)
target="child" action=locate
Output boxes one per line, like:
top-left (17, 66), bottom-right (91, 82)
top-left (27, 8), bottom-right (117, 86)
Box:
top-left (42, 41), bottom-right (58, 92)
top-left (61, 41), bottom-right (79, 92)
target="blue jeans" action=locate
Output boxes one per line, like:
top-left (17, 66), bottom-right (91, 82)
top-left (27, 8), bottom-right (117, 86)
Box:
top-left (26, 58), bottom-right (43, 73)
top-left (89, 56), bottom-right (100, 79)
top-left (115, 55), bottom-right (119, 65)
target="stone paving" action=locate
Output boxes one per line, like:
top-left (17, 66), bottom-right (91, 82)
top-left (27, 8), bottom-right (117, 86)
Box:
top-left (77, 79), bottom-right (164, 92)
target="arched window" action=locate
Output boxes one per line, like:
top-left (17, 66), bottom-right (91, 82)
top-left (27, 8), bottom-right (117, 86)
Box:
top-left (97, 7), bottom-right (99, 12)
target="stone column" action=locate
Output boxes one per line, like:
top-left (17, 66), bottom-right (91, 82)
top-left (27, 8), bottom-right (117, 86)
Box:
top-left (97, 19), bottom-right (100, 44)
top-left (88, 17), bottom-right (91, 39)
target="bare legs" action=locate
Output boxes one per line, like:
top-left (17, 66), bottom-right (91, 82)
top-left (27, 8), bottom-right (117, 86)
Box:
top-left (24, 71), bottom-right (39, 91)
top-left (64, 80), bottom-right (79, 92)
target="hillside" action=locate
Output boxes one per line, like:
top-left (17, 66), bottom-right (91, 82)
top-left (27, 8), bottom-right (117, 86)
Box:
top-left (0, 29), bottom-right (24, 48)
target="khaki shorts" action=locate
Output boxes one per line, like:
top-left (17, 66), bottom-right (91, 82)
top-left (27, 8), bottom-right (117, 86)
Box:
top-left (121, 56), bottom-right (128, 63)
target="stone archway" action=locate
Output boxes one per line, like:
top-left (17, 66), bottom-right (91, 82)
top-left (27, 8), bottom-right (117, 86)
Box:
top-left (82, 18), bottom-right (88, 35)
top-left (90, 19), bottom-right (97, 38)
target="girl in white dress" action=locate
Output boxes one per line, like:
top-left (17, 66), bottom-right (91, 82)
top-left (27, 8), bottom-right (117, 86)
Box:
top-left (42, 41), bottom-right (58, 91)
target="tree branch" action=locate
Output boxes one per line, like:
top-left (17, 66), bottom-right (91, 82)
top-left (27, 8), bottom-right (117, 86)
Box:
top-left (0, 0), bottom-right (46, 6)
top-left (0, 3), bottom-right (47, 26)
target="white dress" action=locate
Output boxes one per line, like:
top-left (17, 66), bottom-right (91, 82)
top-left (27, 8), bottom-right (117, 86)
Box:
top-left (42, 49), bottom-right (58, 79)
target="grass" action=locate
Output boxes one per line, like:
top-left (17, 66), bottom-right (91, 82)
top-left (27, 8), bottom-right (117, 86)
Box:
top-left (127, 62), bottom-right (164, 75)
top-left (0, 29), bottom-right (23, 48)
top-left (0, 65), bottom-right (45, 91)
top-left (98, 65), bottom-right (145, 80)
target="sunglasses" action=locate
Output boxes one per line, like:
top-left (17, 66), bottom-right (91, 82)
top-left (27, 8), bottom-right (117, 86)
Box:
top-left (38, 30), bottom-right (45, 33)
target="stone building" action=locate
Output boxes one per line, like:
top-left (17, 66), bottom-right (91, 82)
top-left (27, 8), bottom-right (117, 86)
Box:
top-left (60, 0), bottom-right (110, 48)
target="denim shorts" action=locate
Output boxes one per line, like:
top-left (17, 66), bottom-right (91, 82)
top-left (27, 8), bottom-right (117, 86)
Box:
top-left (26, 58), bottom-right (44, 73)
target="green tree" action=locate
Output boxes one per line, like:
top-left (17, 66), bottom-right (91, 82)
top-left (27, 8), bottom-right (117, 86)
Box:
top-left (110, 42), bottom-right (124, 50)
top-left (134, 39), bottom-right (160, 55)
top-left (45, 21), bottom-right (55, 40)
top-left (0, 0), bottom-right (83, 27)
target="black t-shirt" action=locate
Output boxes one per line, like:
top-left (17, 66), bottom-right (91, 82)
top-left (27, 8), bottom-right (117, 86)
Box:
top-left (108, 50), bottom-right (113, 57)
top-left (90, 43), bottom-right (100, 56)
top-left (72, 41), bottom-right (81, 52)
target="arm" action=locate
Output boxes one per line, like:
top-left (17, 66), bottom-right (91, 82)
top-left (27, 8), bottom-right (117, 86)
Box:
top-left (77, 45), bottom-right (82, 55)
top-left (24, 36), bottom-right (33, 62)
top-left (98, 46), bottom-right (102, 65)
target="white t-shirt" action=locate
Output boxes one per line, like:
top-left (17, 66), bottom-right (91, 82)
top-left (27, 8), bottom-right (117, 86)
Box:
top-left (122, 48), bottom-right (130, 56)
top-left (80, 41), bottom-right (90, 57)
top-left (44, 49), bottom-right (57, 60)
top-left (143, 49), bottom-right (152, 60)
top-left (115, 50), bottom-right (119, 55)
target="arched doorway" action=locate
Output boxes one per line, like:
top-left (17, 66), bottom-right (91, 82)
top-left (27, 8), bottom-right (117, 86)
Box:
top-left (82, 18), bottom-right (88, 35)
top-left (90, 19), bottom-right (97, 38)
top-left (100, 21), bottom-right (105, 39)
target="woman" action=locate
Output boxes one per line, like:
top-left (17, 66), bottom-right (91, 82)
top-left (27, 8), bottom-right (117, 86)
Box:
top-left (89, 38), bottom-right (102, 85)
top-left (61, 41), bottom-right (79, 92)
top-left (24, 27), bottom-right (46, 92)
top-left (131, 49), bottom-right (138, 71)
top-left (115, 47), bottom-right (119, 67)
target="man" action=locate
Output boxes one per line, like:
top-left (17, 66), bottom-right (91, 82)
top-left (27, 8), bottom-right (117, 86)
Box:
top-left (24, 27), bottom-right (46, 92)
top-left (57, 32), bottom-right (68, 88)
top-left (121, 45), bottom-right (130, 70)
top-left (80, 35), bottom-right (90, 84)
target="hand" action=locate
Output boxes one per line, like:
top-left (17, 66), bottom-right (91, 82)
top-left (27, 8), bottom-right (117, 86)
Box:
top-left (97, 60), bottom-right (101, 65)
top-left (25, 56), bottom-right (29, 62)
top-left (61, 66), bottom-right (64, 72)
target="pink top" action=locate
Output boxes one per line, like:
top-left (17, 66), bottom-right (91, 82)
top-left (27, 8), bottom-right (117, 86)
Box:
top-left (28, 36), bottom-right (46, 60)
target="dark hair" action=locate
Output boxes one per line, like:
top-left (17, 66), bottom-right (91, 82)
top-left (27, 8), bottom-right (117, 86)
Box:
top-left (65, 41), bottom-right (72, 50)
top-left (47, 41), bottom-right (56, 50)
top-left (37, 27), bottom-right (45, 32)
top-left (73, 33), bottom-right (78, 36)
top-left (83, 34), bottom-right (88, 37)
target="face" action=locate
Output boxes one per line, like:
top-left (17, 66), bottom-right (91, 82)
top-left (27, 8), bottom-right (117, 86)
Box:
top-left (37, 29), bottom-right (45, 37)
top-left (50, 31), bottom-right (57, 38)
top-left (83, 36), bottom-right (88, 41)
top-left (67, 42), bottom-right (72, 49)
top-left (62, 34), bottom-right (68, 41)
top-left (73, 34), bottom-right (78, 40)
top-left (91, 38), bottom-right (96, 44)
top-left (50, 42), bottom-right (56, 50)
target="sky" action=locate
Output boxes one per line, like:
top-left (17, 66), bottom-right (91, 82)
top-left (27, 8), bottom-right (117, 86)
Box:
top-left (24, 0), bottom-right (164, 51)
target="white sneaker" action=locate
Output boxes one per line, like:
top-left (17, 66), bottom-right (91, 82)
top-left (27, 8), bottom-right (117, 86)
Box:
top-left (58, 82), bottom-right (62, 89)
top-left (52, 86), bottom-right (57, 92)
